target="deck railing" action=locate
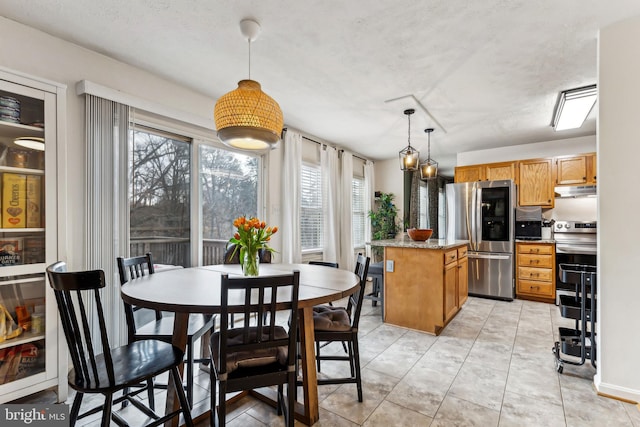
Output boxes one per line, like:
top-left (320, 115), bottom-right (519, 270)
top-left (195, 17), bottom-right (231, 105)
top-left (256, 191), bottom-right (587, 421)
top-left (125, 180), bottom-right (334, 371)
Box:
top-left (130, 237), bottom-right (229, 266)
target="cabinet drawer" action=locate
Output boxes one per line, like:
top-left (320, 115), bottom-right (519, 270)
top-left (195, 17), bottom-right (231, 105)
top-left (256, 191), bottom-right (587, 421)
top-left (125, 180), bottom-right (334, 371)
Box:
top-left (518, 244), bottom-right (553, 255)
top-left (444, 250), bottom-right (458, 265)
top-left (518, 266), bottom-right (553, 281)
top-left (517, 279), bottom-right (555, 297)
top-left (457, 246), bottom-right (468, 258)
top-left (518, 254), bottom-right (553, 268)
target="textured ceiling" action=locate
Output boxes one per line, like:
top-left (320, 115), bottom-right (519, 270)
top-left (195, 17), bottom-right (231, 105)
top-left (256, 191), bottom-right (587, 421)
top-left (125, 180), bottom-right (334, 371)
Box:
top-left (2, 1), bottom-right (640, 174)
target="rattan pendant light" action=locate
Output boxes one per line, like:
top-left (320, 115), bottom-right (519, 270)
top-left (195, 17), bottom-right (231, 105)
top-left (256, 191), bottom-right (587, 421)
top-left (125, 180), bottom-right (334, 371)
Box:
top-left (214, 19), bottom-right (283, 150)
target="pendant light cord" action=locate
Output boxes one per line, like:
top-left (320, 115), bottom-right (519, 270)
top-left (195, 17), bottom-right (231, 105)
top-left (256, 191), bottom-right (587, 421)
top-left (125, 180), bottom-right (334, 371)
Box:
top-left (427, 131), bottom-right (430, 159)
top-left (407, 113), bottom-right (411, 148)
top-left (248, 39), bottom-right (251, 79)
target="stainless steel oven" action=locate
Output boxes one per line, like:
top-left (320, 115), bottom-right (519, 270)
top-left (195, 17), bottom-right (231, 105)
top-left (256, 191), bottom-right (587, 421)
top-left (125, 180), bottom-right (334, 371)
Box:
top-left (553, 221), bottom-right (597, 304)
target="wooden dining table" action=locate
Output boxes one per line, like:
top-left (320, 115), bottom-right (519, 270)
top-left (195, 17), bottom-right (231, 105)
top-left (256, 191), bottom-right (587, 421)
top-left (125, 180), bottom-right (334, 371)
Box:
top-left (119, 263), bottom-right (360, 426)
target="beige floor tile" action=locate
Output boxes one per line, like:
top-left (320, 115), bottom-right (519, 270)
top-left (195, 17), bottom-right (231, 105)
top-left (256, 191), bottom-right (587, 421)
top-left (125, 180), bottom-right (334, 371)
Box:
top-left (448, 361), bottom-right (508, 411)
top-left (499, 390), bottom-right (565, 427)
top-left (363, 400), bottom-right (433, 426)
top-left (431, 395), bottom-right (500, 427)
top-left (385, 364), bottom-right (456, 417)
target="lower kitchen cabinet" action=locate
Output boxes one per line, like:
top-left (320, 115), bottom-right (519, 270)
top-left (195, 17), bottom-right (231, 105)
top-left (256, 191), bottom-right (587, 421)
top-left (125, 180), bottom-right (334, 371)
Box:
top-left (516, 242), bottom-right (556, 303)
top-left (383, 243), bottom-right (468, 335)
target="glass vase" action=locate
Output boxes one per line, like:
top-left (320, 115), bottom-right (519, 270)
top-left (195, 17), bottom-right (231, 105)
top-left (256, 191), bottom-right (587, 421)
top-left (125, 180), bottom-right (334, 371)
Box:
top-left (243, 249), bottom-right (260, 276)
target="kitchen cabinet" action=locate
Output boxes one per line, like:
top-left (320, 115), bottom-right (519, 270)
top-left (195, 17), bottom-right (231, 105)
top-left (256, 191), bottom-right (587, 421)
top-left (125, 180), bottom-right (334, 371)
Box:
top-left (0, 70), bottom-right (64, 403)
top-left (555, 153), bottom-right (596, 186)
top-left (484, 161), bottom-right (518, 184)
top-left (519, 158), bottom-right (554, 208)
top-left (457, 246), bottom-right (468, 307)
top-left (455, 161), bottom-right (518, 184)
top-left (381, 241), bottom-right (468, 335)
top-left (516, 242), bottom-right (555, 303)
top-left (454, 165), bottom-right (483, 183)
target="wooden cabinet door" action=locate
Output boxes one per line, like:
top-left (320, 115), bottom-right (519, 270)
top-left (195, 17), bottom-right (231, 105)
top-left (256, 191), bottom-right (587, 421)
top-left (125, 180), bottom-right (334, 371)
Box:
top-left (519, 158), bottom-right (554, 207)
top-left (587, 153), bottom-right (597, 184)
top-left (556, 155), bottom-right (588, 185)
top-left (454, 165), bottom-right (483, 183)
top-left (457, 256), bottom-right (468, 307)
top-left (485, 161), bottom-right (518, 184)
top-left (444, 261), bottom-right (458, 322)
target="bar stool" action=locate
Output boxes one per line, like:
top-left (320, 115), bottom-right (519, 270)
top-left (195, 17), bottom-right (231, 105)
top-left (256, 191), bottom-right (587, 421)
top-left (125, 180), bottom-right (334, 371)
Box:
top-left (364, 261), bottom-right (384, 320)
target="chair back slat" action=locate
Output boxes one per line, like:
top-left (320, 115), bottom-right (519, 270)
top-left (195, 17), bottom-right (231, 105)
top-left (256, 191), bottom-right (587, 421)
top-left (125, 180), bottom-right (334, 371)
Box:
top-left (117, 253), bottom-right (161, 340)
top-left (46, 262), bottom-right (115, 387)
top-left (348, 254), bottom-right (370, 329)
top-left (218, 272), bottom-right (300, 376)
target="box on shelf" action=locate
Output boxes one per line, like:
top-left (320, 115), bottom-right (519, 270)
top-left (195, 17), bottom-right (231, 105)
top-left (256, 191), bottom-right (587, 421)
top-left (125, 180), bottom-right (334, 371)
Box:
top-left (23, 237), bottom-right (44, 264)
top-left (2, 173), bottom-right (27, 228)
top-left (0, 237), bottom-right (23, 265)
top-left (0, 342), bottom-right (45, 385)
top-left (26, 175), bottom-right (42, 228)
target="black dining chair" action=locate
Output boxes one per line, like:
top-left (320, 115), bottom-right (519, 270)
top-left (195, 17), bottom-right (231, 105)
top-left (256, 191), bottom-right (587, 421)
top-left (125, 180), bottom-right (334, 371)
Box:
top-left (311, 253), bottom-right (370, 402)
top-left (208, 271), bottom-right (300, 427)
top-left (117, 253), bottom-right (215, 407)
top-left (46, 261), bottom-right (193, 427)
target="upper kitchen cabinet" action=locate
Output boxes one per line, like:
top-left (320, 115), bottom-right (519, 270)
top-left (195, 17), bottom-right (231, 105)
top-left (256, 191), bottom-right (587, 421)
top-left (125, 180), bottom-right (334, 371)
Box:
top-left (455, 161), bottom-right (518, 184)
top-left (484, 161), bottom-right (518, 184)
top-left (555, 153), bottom-right (597, 186)
top-left (454, 165), bottom-right (483, 183)
top-left (519, 158), bottom-right (554, 208)
top-left (0, 69), bottom-right (65, 403)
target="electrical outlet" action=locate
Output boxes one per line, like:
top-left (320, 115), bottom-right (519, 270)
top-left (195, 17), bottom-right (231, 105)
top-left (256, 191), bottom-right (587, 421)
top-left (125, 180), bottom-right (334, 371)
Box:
top-left (386, 260), bottom-right (394, 272)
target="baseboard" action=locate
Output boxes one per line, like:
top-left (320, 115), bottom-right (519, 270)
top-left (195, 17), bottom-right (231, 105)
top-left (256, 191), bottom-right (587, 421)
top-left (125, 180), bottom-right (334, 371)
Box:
top-left (594, 376), bottom-right (640, 404)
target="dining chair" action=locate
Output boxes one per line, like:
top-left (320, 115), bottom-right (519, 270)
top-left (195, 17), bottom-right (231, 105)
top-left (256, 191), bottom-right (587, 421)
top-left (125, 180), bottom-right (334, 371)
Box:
top-left (117, 253), bottom-right (215, 407)
top-left (46, 262), bottom-right (193, 427)
top-left (311, 253), bottom-right (370, 402)
top-left (208, 271), bottom-right (300, 427)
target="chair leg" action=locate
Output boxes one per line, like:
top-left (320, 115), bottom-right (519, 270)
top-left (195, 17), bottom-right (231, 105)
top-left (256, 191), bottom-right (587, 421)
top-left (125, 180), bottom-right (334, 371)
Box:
top-left (352, 336), bottom-right (363, 402)
top-left (348, 340), bottom-right (355, 378)
top-left (218, 379), bottom-right (227, 427)
top-left (287, 371), bottom-right (296, 427)
top-left (101, 393), bottom-right (112, 427)
top-left (277, 384), bottom-right (283, 415)
top-left (170, 367), bottom-right (194, 427)
top-left (187, 342), bottom-right (194, 406)
top-left (316, 340), bottom-right (321, 372)
top-left (69, 392), bottom-right (83, 427)
top-left (147, 378), bottom-right (155, 410)
top-left (121, 385), bottom-right (129, 408)
top-left (209, 367), bottom-right (217, 427)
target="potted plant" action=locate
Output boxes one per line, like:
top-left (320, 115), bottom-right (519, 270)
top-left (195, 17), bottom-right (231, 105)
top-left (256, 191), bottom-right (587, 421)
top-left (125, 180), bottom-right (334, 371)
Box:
top-left (368, 192), bottom-right (399, 260)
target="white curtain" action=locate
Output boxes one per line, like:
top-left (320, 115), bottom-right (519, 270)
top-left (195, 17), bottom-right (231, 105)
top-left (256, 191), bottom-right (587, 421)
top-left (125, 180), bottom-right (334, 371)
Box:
top-left (85, 95), bottom-right (130, 346)
top-left (281, 130), bottom-right (302, 263)
top-left (321, 146), bottom-right (340, 263)
top-left (364, 160), bottom-right (375, 259)
top-left (339, 151), bottom-right (354, 269)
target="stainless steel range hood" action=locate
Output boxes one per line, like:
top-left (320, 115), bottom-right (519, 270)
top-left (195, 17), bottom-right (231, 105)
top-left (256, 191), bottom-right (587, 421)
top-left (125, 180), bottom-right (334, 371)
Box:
top-left (554, 185), bottom-right (597, 198)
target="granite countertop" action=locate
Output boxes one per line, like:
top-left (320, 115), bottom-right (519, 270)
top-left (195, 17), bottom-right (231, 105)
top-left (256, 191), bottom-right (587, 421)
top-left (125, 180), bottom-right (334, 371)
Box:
top-left (368, 235), bottom-right (469, 250)
top-left (515, 239), bottom-right (556, 244)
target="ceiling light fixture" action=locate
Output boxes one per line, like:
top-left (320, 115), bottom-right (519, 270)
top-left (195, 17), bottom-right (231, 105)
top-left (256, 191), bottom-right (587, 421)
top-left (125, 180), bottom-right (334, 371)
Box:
top-left (14, 137), bottom-right (45, 151)
top-left (214, 19), bottom-right (283, 151)
top-left (419, 128), bottom-right (437, 180)
top-left (399, 109), bottom-right (419, 171)
top-left (552, 85), bottom-right (597, 131)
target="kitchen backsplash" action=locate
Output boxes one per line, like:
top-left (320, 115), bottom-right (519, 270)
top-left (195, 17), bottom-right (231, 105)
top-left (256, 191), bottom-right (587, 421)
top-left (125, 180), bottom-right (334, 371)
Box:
top-left (542, 197), bottom-right (597, 221)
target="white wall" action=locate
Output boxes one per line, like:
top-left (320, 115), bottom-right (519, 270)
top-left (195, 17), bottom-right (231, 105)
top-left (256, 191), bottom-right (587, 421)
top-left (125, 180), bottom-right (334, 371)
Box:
top-left (0, 17), bottom-right (230, 269)
top-left (596, 14), bottom-right (640, 402)
top-left (373, 158), bottom-right (405, 228)
top-left (457, 135), bottom-right (596, 166)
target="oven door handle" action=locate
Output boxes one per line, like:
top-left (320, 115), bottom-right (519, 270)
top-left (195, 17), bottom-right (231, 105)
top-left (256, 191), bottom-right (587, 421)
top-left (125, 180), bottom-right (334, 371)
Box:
top-left (555, 244), bottom-right (597, 255)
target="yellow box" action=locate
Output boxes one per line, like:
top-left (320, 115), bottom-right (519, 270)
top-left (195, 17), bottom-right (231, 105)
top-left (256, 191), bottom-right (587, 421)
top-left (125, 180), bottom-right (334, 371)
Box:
top-left (26, 175), bottom-right (42, 228)
top-left (2, 173), bottom-right (27, 228)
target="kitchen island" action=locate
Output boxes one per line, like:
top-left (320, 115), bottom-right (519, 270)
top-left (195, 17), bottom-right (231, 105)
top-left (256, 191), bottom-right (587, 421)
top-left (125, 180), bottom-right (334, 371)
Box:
top-left (370, 236), bottom-right (469, 335)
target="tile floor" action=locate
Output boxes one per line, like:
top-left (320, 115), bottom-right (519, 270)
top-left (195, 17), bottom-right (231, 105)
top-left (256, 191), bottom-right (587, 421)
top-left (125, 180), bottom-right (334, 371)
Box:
top-left (13, 296), bottom-right (640, 426)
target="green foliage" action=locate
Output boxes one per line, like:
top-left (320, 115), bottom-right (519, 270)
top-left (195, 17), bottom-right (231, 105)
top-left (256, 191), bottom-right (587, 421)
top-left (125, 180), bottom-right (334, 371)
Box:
top-left (368, 192), bottom-right (399, 240)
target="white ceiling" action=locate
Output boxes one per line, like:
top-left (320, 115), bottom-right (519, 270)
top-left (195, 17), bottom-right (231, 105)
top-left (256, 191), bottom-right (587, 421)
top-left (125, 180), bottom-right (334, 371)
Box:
top-left (2, 1), bottom-right (640, 174)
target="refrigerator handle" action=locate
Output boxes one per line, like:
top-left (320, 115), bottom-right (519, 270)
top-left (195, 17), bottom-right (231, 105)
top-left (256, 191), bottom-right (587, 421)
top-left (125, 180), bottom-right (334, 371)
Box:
top-left (468, 183), bottom-right (476, 251)
top-left (475, 186), bottom-right (483, 246)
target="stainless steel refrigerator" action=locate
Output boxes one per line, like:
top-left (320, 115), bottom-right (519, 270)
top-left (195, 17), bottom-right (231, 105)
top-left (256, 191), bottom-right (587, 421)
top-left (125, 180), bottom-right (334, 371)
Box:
top-left (446, 180), bottom-right (516, 300)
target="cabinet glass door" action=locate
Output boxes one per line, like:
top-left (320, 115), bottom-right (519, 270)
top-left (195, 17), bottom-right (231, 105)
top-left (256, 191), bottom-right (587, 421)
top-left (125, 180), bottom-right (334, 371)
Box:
top-left (0, 83), bottom-right (47, 387)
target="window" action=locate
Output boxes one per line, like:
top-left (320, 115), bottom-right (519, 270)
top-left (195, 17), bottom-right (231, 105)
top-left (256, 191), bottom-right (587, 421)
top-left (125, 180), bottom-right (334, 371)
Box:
top-left (301, 163), bottom-right (322, 251)
top-left (352, 177), bottom-right (365, 248)
top-left (419, 181), bottom-right (428, 228)
top-left (200, 145), bottom-right (259, 264)
top-left (129, 126), bottom-right (191, 266)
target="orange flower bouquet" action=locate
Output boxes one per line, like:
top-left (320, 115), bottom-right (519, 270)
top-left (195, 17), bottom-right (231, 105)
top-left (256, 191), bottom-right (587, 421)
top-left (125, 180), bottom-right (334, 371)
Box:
top-left (229, 216), bottom-right (278, 276)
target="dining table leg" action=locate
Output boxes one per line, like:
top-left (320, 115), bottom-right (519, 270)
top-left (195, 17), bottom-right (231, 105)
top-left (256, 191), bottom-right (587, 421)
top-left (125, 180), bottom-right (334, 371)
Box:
top-left (298, 306), bottom-right (320, 425)
top-left (165, 312), bottom-right (190, 427)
